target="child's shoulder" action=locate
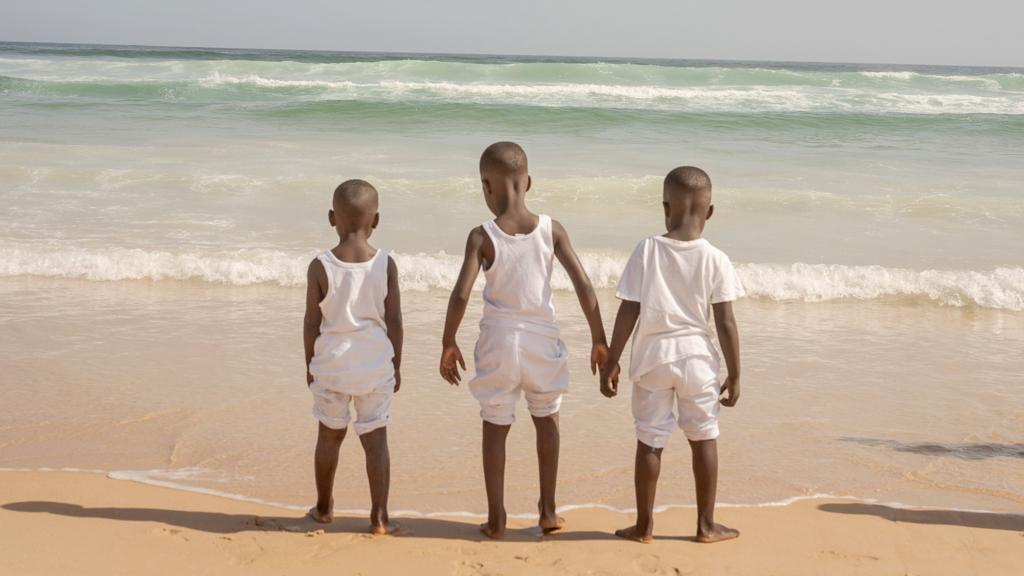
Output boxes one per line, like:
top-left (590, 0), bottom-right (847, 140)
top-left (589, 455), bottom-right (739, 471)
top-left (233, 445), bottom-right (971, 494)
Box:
top-left (700, 239), bottom-right (733, 263)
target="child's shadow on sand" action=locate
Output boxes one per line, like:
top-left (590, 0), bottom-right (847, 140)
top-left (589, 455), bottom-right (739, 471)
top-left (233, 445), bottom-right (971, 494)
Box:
top-left (2, 501), bottom-right (479, 540)
top-left (818, 503), bottom-right (1024, 532)
top-left (1, 501), bottom-right (619, 542)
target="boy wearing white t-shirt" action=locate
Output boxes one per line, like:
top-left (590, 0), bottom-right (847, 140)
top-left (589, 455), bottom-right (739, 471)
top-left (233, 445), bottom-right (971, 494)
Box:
top-left (601, 166), bottom-right (744, 544)
top-left (303, 179), bottom-right (402, 535)
top-left (440, 142), bottom-right (608, 539)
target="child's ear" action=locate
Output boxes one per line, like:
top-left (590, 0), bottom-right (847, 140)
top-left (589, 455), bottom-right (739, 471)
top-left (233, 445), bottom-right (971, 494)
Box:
top-left (662, 201), bottom-right (670, 218)
top-left (706, 204), bottom-right (715, 221)
top-left (526, 175), bottom-right (532, 192)
top-left (372, 212), bottom-right (380, 229)
top-left (481, 178), bottom-right (491, 195)
top-left (328, 209), bottom-right (336, 226)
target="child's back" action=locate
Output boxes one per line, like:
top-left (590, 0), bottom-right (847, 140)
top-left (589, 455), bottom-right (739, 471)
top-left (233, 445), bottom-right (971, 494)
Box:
top-left (479, 214), bottom-right (557, 335)
top-left (309, 247), bottom-right (393, 397)
top-left (618, 235), bottom-right (742, 383)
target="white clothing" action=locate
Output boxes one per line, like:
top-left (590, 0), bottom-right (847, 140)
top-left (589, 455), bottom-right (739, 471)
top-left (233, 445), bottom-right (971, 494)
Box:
top-left (632, 355), bottom-right (722, 446)
top-left (310, 377), bottom-right (394, 434)
top-left (308, 248), bottom-right (395, 395)
top-left (480, 214), bottom-right (558, 337)
top-left (616, 236), bottom-right (743, 382)
top-left (470, 214), bottom-right (567, 424)
top-left (470, 326), bottom-right (568, 425)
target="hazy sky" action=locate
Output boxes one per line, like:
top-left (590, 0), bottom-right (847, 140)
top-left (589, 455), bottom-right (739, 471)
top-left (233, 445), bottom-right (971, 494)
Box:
top-left (3, 0), bottom-right (1022, 67)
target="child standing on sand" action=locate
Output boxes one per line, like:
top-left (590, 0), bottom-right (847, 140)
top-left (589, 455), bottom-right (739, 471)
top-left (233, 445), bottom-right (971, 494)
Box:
top-left (439, 141), bottom-right (608, 539)
top-left (601, 166), bottom-right (743, 544)
top-left (303, 179), bottom-right (402, 535)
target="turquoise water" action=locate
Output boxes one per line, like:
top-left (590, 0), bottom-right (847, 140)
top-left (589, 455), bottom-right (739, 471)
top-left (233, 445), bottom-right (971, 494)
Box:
top-left (1, 42), bottom-right (1023, 308)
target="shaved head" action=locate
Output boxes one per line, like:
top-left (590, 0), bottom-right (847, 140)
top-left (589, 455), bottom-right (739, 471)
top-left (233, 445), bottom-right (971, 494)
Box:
top-left (332, 179), bottom-right (379, 228)
top-left (664, 166), bottom-right (712, 200)
top-left (480, 141), bottom-right (528, 176)
top-left (662, 166), bottom-right (714, 233)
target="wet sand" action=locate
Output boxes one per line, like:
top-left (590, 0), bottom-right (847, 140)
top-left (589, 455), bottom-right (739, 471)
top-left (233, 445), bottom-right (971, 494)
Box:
top-left (2, 277), bottom-right (1022, 515)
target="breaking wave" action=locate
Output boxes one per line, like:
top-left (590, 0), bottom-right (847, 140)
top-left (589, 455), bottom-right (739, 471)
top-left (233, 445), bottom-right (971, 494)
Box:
top-left (1, 246), bottom-right (1021, 311)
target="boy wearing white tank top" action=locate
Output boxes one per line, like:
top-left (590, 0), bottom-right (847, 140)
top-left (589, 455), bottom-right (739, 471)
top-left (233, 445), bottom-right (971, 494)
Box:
top-left (601, 167), bottom-right (744, 545)
top-left (303, 179), bottom-right (402, 536)
top-left (440, 142), bottom-right (609, 539)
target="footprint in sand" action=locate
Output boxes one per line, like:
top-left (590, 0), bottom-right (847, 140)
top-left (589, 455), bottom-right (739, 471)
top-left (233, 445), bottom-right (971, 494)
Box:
top-left (152, 526), bottom-right (190, 542)
top-left (455, 560), bottom-right (488, 576)
top-left (637, 554), bottom-right (662, 573)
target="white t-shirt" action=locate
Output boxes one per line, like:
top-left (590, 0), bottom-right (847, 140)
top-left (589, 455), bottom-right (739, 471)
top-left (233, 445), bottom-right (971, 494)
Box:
top-left (616, 236), bottom-right (744, 382)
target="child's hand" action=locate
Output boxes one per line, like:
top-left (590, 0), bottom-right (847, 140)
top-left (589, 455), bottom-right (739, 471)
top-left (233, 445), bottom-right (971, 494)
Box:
top-left (394, 369), bottom-right (402, 393)
top-left (440, 343), bottom-right (466, 385)
top-left (600, 363), bottom-right (620, 398)
top-left (590, 342), bottom-right (609, 375)
top-left (720, 376), bottom-right (740, 407)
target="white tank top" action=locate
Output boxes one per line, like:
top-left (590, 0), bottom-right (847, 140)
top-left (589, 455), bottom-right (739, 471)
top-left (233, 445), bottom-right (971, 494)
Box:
top-left (309, 248), bottom-right (395, 394)
top-left (480, 214), bottom-right (558, 336)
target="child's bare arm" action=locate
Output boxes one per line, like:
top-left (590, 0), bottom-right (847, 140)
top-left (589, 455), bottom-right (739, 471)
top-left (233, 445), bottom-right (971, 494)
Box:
top-left (601, 299), bottom-right (640, 398)
top-left (384, 255), bottom-right (404, 393)
top-left (439, 227), bottom-right (485, 385)
top-left (551, 220), bottom-right (608, 374)
top-left (712, 301), bottom-right (741, 407)
top-left (303, 258), bottom-right (327, 385)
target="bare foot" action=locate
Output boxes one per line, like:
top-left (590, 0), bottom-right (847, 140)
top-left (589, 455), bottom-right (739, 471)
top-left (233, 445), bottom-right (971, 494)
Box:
top-left (371, 520), bottom-right (401, 536)
top-left (696, 523), bottom-right (739, 543)
top-left (479, 522), bottom-right (505, 540)
top-left (615, 525), bottom-right (653, 544)
top-left (306, 504), bottom-right (333, 524)
top-left (539, 514), bottom-right (566, 534)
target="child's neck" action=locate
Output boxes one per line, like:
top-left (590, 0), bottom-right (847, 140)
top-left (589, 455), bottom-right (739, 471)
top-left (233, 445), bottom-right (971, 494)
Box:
top-left (493, 196), bottom-right (538, 235)
top-left (664, 220), bottom-right (703, 242)
top-left (336, 229), bottom-right (372, 244)
top-left (331, 230), bottom-right (376, 262)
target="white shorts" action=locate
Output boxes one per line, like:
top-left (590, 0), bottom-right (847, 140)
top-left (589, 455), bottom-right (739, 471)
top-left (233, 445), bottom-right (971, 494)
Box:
top-left (469, 327), bottom-right (569, 425)
top-left (632, 355), bottom-right (721, 447)
top-left (310, 377), bottom-right (394, 435)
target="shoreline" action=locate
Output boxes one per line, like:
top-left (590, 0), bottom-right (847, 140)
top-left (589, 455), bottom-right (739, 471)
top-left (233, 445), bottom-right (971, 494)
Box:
top-left (3, 468), bottom-right (1018, 519)
top-left (2, 470), bottom-right (1021, 576)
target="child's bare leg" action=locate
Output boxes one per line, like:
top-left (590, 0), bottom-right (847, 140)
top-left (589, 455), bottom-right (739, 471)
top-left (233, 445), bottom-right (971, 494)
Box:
top-left (532, 412), bottom-right (564, 533)
top-left (310, 422), bottom-right (346, 523)
top-left (690, 438), bottom-right (739, 543)
top-left (615, 440), bottom-right (661, 543)
top-left (481, 421), bottom-right (511, 539)
top-left (359, 427), bottom-right (399, 535)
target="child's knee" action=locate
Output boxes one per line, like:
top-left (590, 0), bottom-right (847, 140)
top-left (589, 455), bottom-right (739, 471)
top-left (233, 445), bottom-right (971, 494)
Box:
top-left (318, 421), bottom-right (348, 441)
top-left (636, 425), bottom-right (671, 449)
top-left (357, 425), bottom-right (388, 450)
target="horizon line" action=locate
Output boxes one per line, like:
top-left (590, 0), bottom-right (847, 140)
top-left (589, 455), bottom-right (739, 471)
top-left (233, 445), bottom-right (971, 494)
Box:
top-left (2, 39), bottom-right (1022, 71)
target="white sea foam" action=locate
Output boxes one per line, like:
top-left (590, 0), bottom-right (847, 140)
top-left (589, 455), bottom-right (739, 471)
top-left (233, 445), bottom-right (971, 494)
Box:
top-left (1, 246), bottom-right (1021, 310)
top-left (195, 73), bottom-right (1024, 114)
top-left (860, 71), bottom-right (917, 80)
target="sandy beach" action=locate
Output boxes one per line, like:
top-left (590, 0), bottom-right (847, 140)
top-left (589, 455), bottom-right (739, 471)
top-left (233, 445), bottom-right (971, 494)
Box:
top-left (1, 471), bottom-right (1021, 575)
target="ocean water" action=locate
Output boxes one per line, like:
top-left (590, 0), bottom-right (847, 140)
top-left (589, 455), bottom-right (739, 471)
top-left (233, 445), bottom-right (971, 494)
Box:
top-left (1, 43), bottom-right (1022, 515)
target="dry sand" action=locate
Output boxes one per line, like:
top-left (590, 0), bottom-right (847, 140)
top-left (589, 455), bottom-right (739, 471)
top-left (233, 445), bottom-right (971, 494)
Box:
top-left (1, 471), bottom-right (1021, 575)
